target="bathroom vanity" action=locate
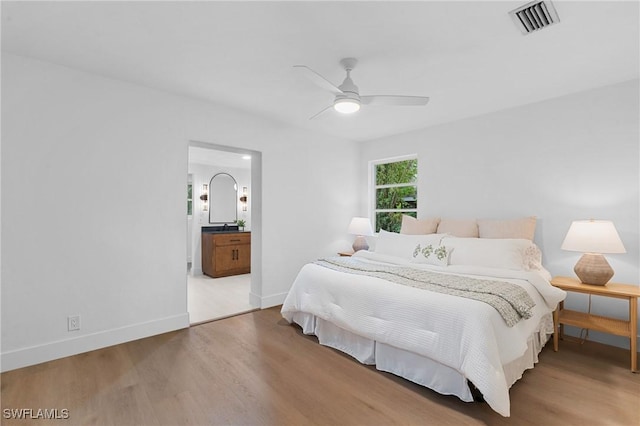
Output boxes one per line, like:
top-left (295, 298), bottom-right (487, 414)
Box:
top-left (201, 226), bottom-right (251, 278)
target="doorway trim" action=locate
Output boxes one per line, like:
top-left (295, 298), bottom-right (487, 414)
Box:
top-left (188, 140), bottom-right (263, 310)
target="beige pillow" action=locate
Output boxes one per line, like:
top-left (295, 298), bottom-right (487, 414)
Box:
top-left (400, 215), bottom-right (440, 235)
top-left (477, 217), bottom-right (537, 241)
top-left (437, 218), bottom-right (479, 238)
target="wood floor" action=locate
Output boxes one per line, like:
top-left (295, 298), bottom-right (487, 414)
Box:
top-left (1, 307), bottom-right (638, 426)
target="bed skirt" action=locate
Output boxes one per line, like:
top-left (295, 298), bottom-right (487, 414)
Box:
top-left (289, 311), bottom-right (552, 403)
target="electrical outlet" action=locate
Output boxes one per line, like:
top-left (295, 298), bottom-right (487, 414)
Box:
top-left (68, 315), bottom-right (80, 331)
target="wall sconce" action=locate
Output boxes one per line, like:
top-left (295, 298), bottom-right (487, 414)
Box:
top-left (200, 184), bottom-right (208, 211)
top-left (239, 186), bottom-right (248, 211)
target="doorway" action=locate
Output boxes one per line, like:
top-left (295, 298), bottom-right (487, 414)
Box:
top-left (187, 142), bottom-right (261, 324)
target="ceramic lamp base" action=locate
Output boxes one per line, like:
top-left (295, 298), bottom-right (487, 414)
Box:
top-left (352, 235), bottom-right (369, 252)
top-left (574, 253), bottom-right (614, 286)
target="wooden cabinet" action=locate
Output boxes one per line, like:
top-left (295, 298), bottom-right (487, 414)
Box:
top-left (202, 232), bottom-right (251, 278)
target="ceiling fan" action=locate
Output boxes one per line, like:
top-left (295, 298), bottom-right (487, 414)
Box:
top-left (294, 58), bottom-right (430, 119)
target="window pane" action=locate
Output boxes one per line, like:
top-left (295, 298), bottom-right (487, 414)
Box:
top-left (376, 211), bottom-right (416, 233)
top-left (372, 157), bottom-right (418, 233)
top-left (376, 186), bottom-right (417, 210)
top-left (375, 159), bottom-right (417, 185)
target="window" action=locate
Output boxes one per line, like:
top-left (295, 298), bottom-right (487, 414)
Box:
top-left (187, 183), bottom-right (193, 216)
top-left (372, 156), bottom-right (417, 233)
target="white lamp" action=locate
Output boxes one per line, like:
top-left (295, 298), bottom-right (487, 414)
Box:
top-left (561, 219), bottom-right (626, 286)
top-left (348, 217), bottom-right (374, 252)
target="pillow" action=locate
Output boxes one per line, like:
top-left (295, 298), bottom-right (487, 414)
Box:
top-left (477, 217), bottom-right (537, 241)
top-left (522, 243), bottom-right (544, 271)
top-left (443, 237), bottom-right (539, 271)
top-left (437, 219), bottom-right (479, 238)
top-left (375, 230), bottom-right (446, 258)
top-left (400, 215), bottom-right (440, 235)
top-left (411, 239), bottom-right (452, 267)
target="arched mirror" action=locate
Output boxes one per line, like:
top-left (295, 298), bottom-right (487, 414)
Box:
top-left (209, 173), bottom-right (238, 224)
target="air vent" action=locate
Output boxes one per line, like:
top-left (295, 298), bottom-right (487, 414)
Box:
top-left (509, 1), bottom-right (560, 35)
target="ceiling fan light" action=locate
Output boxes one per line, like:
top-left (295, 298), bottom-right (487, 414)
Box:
top-left (334, 98), bottom-right (360, 114)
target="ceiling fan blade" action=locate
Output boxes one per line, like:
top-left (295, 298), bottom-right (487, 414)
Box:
top-left (294, 65), bottom-right (343, 95)
top-left (360, 95), bottom-right (430, 106)
top-left (308, 104), bottom-right (334, 120)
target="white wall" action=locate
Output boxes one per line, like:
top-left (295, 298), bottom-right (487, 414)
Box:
top-left (359, 79), bottom-right (640, 349)
top-left (5, 52), bottom-right (633, 372)
top-left (1, 53), bottom-right (359, 371)
top-left (188, 162), bottom-right (251, 276)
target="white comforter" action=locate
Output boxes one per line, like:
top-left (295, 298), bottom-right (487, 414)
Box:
top-left (281, 251), bottom-right (566, 417)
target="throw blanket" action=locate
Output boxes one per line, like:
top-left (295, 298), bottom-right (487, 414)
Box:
top-left (315, 257), bottom-right (535, 327)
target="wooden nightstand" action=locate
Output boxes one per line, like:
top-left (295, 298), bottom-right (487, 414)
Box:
top-left (550, 276), bottom-right (640, 372)
top-left (338, 251), bottom-right (354, 257)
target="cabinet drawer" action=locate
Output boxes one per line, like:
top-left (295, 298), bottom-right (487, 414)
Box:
top-left (213, 232), bottom-right (250, 247)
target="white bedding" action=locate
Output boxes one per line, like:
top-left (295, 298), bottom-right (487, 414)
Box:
top-left (281, 250), bottom-right (566, 417)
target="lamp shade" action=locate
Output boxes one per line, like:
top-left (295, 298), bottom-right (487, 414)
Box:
top-left (348, 217), bottom-right (374, 236)
top-left (561, 220), bottom-right (626, 254)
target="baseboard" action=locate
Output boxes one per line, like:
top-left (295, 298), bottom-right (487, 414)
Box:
top-left (250, 291), bottom-right (287, 309)
top-left (249, 291), bottom-right (262, 308)
top-left (1, 313), bottom-right (190, 372)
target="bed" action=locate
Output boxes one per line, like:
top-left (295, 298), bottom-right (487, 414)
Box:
top-left (281, 225), bottom-right (566, 417)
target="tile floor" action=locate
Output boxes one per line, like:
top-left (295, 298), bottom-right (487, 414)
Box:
top-left (187, 272), bottom-right (255, 324)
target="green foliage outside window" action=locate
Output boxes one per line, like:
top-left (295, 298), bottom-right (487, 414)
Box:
top-left (374, 158), bottom-right (418, 232)
top-left (375, 160), bottom-right (417, 186)
top-left (187, 183), bottom-right (193, 216)
top-left (376, 187), bottom-right (417, 210)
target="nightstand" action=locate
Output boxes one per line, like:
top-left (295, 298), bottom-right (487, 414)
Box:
top-left (550, 276), bottom-right (639, 372)
top-left (338, 251), bottom-right (354, 257)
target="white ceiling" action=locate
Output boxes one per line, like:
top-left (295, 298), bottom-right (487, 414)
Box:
top-left (2, 1), bottom-right (638, 142)
top-left (189, 146), bottom-right (251, 169)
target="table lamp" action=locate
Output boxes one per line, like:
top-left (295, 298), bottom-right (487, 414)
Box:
top-left (348, 217), bottom-right (374, 252)
top-left (561, 219), bottom-right (626, 285)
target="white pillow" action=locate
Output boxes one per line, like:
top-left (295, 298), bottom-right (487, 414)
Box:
top-left (375, 230), bottom-right (447, 259)
top-left (443, 237), bottom-right (539, 271)
top-left (411, 238), bottom-right (452, 266)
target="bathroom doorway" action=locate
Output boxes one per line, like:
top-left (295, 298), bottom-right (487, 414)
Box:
top-left (187, 142), bottom-right (260, 324)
